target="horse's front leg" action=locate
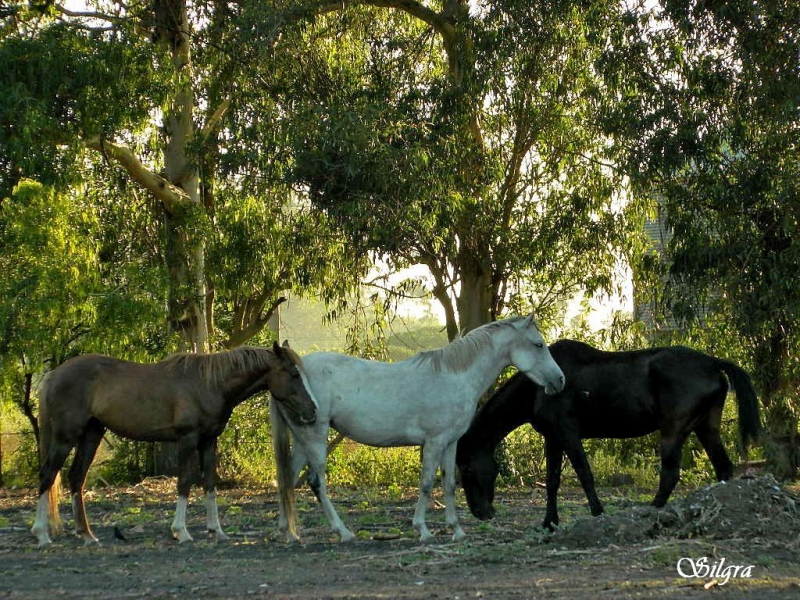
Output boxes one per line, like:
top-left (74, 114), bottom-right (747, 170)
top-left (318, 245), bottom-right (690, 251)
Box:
top-left (413, 442), bottom-right (443, 543)
top-left (199, 437), bottom-right (228, 542)
top-left (542, 437), bottom-right (563, 531)
top-left (562, 437), bottom-right (603, 518)
top-left (306, 441), bottom-right (355, 542)
top-left (441, 441), bottom-right (466, 542)
top-left (171, 432), bottom-right (198, 544)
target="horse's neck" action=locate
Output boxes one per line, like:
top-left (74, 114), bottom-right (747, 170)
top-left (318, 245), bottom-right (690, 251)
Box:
top-left (218, 365), bottom-right (270, 408)
top-left (451, 333), bottom-right (513, 398)
top-left (469, 376), bottom-right (533, 451)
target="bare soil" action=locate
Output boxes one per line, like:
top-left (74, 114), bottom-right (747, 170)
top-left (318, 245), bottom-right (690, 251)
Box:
top-left (0, 476), bottom-right (798, 599)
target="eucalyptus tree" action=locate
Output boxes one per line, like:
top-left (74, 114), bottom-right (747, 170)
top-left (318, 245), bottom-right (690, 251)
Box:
top-left (601, 1), bottom-right (799, 475)
top-left (0, 1), bottom-right (364, 356)
top-left (0, 177), bottom-right (168, 443)
top-left (266, 0), bottom-right (643, 338)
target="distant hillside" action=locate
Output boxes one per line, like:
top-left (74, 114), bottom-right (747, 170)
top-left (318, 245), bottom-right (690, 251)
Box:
top-left (277, 297), bottom-right (447, 358)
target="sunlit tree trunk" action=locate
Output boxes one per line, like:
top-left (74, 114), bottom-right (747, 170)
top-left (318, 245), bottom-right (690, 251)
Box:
top-left (159, 0), bottom-right (208, 353)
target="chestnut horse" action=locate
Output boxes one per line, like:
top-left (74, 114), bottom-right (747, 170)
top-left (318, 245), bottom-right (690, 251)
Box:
top-left (31, 341), bottom-right (317, 547)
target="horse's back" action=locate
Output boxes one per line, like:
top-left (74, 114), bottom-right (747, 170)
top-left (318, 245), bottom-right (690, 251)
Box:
top-left (42, 354), bottom-right (124, 401)
top-left (42, 354), bottom-right (207, 439)
top-left (543, 341), bottom-right (662, 437)
top-left (647, 346), bottom-right (729, 401)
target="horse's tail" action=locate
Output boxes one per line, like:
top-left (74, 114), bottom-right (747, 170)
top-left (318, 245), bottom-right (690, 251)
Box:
top-left (717, 359), bottom-right (761, 458)
top-left (37, 372), bottom-right (62, 535)
top-left (270, 399), bottom-right (298, 542)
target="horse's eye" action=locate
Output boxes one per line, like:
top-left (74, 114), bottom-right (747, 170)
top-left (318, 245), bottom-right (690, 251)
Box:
top-left (535, 342), bottom-right (544, 349)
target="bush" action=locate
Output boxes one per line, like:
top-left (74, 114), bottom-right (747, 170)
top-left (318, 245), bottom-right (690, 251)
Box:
top-left (328, 443), bottom-right (420, 488)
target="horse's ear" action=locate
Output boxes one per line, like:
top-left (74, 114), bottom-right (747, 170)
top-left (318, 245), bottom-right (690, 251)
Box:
top-left (282, 339), bottom-right (291, 349)
top-left (273, 340), bottom-right (295, 367)
top-left (524, 313), bottom-right (535, 327)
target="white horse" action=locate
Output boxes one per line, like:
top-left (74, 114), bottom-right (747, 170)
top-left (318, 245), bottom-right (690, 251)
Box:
top-left (271, 313), bottom-right (565, 543)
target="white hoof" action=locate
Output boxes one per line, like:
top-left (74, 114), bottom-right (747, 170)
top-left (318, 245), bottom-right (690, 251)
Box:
top-left (211, 529), bottom-right (230, 542)
top-left (172, 528), bottom-right (194, 544)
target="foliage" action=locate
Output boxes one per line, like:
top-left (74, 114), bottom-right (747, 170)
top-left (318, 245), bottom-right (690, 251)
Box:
top-left (0, 180), bottom-right (99, 369)
top-left (600, 0), bottom-right (800, 476)
top-left (216, 394), bottom-right (277, 485)
top-left (279, 1), bottom-right (647, 336)
top-left (327, 443), bottom-right (421, 489)
top-left (0, 177), bottom-right (173, 473)
top-left (0, 21), bottom-right (165, 198)
top-left (0, 0), bottom-right (795, 487)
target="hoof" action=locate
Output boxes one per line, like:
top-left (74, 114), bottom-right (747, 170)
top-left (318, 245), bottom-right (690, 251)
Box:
top-left (417, 531), bottom-right (435, 544)
top-left (451, 528), bottom-right (466, 543)
top-left (339, 530), bottom-right (356, 543)
top-left (210, 529), bottom-right (230, 542)
top-left (32, 527), bottom-right (52, 548)
top-left (172, 529), bottom-right (194, 544)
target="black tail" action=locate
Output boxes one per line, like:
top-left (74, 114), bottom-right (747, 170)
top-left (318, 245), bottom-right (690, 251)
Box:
top-left (718, 360), bottom-right (761, 458)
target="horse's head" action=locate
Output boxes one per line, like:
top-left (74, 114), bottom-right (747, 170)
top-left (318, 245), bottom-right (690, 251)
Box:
top-left (456, 442), bottom-right (498, 520)
top-left (268, 341), bottom-right (318, 425)
top-left (508, 314), bottom-right (565, 395)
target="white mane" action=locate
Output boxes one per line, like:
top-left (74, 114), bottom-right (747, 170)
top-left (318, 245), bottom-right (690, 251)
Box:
top-left (411, 316), bottom-right (532, 374)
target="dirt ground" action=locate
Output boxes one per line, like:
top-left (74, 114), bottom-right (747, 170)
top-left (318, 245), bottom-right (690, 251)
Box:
top-left (0, 476), bottom-right (798, 599)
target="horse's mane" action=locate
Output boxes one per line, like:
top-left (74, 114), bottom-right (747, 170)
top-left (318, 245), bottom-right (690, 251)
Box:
top-left (162, 346), bottom-right (279, 388)
top-left (412, 316), bottom-right (532, 374)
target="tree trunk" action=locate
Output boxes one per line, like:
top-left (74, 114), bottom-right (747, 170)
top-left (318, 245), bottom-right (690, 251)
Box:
top-left (21, 373), bottom-right (40, 464)
top-left (152, 0), bottom-right (206, 477)
top-left (756, 330), bottom-right (798, 480)
top-left (455, 249), bottom-right (494, 334)
top-left (160, 0), bottom-right (208, 354)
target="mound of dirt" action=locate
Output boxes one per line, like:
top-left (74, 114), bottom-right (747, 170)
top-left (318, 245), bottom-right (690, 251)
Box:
top-left (550, 475), bottom-right (800, 548)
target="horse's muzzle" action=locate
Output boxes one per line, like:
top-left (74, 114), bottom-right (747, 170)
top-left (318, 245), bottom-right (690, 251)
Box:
top-left (472, 504), bottom-right (495, 521)
top-left (544, 374), bottom-right (566, 395)
top-left (298, 413), bottom-right (317, 426)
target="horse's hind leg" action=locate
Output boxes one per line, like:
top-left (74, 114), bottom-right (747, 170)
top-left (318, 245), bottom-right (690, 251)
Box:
top-left (198, 437), bottom-right (228, 542)
top-left (31, 439), bottom-right (74, 547)
top-left (695, 408), bottom-right (734, 482)
top-left (440, 441), bottom-right (465, 542)
top-left (653, 428), bottom-right (690, 507)
top-left (305, 442), bottom-right (355, 542)
top-left (68, 421), bottom-right (105, 545)
top-left (562, 437), bottom-right (604, 518)
top-left (171, 432), bottom-right (199, 544)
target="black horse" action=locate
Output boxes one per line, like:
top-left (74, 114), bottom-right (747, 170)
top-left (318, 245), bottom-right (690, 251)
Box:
top-left (456, 339), bottom-right (760, 531)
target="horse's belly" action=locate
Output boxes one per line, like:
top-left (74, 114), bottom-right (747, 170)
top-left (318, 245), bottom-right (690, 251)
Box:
top-left (580, 414), bottom-right (659, 439)
top-left (331, 417), bottom-right (425, 447)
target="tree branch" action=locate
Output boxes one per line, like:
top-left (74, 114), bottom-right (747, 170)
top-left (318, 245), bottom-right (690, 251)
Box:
top-left (54, 4), bottom-right (123, 25)
top-left (84, 137), bottom-right (191, 213)
top-left (201, 97), bottom-right (232, 139)
top-left (311, 0), bottom-right (455, 44)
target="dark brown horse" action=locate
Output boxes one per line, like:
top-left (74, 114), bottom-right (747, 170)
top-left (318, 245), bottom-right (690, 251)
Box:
top-left (457, 339), bottom-right (760, 531)
top-left (31, 341), bottom-right (317, 547)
